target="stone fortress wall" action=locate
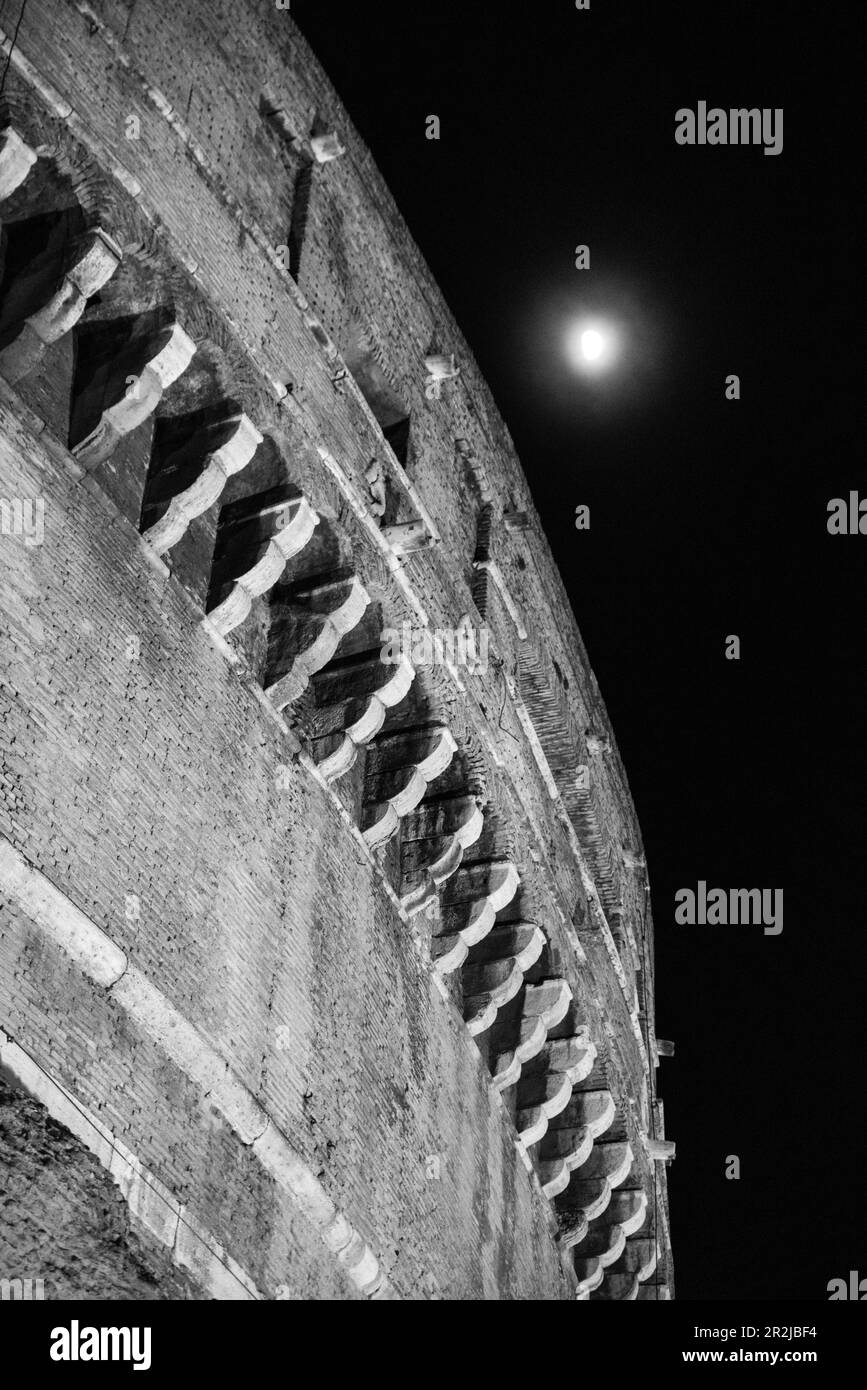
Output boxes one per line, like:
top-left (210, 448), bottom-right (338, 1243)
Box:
top-left (0, 0), bottom-right (672, 1300)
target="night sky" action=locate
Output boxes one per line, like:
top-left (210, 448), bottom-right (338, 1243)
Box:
top-left (293, 1), bottom-right (862, 1301)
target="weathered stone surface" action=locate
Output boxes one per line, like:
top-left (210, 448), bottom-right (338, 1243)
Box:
top-left (0, 1075), bottom-right (198, 1301)
top-left (72, 323), bottom-right (197, 471)
top-left (0, 0), bottom-right (671, 1301)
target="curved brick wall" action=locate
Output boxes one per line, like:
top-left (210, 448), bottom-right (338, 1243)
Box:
top-left (0, 1073), bottom-right (197, 1301)
top-left (0, 0), bottom-right (671, 1299)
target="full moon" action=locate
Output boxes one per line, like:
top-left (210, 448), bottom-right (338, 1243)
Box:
top-left (565, 317), bottom-right (620, 374)
top-left (581, 329), bottom-right (604, 361)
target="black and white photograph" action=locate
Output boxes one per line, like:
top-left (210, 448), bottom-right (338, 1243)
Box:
top-left (0, 0), bottom-right (861, 1362)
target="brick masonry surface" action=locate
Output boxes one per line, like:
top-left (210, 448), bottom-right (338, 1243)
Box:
top-left (0, 0), bottom-right (670, 1300)
top-left (0, 402), bottom-right (571, 1299)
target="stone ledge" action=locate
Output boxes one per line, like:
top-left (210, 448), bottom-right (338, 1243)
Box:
top-left (0, 836), bottom-right (394, 1301)
top-left (0, 1026), bottom-right (262, 1301)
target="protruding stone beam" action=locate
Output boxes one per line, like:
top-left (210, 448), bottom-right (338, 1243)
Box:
top-left (647, 1138), bottom-right (676, 1161)
top-left (207, 494), bottom-right (319, 635)
top-left (72, 322), bottom-right (197, 471)
top-left (563, 1217), bottom-right (626, 1272)
top-left (381, 519), bottom-right (432, 555)
top-left (516, 1070), bottom-right (573, 1150)
top-left (656, 1038), bottom-right (675, 1058)
top-left (0, 229), bottom-right (123, 383)
top-left (265, 574), bottom-right (370, 709)
top-left (432, 859), bottom-right (520, 975)
top-left (572, 1187), bottom-right (649, 1298)
top-left (361, 725), bottom-right (457, 849)
top-left (578, 1136), bottom-right (634, 1184)
top-left (600, 1186), bottom-right (649, 1237)
top-left (399, 794), bottom-right (484, 917)
top-left (306, 649), bottom-right (416, 783)
top-left (143, 414), bottom-right (263, 556)
top-left (593, 1238), bottom-right (660, 1301)
top-left (543, 1027), bottom-right (597, 1090)
top-left (516, 1025), bottom-right (597, 1152)
top-left (534, 1091), bottom-right (617, 1198)
top-left (462, 920), bottom-right (546, 1036)
top-left (556, 1133), bottom-right (631, 1217)
top-left (489, 976), bottom-right (571, 1092)
top-left (310, 132), bottom-right (345, 163)
top-left (525, 1036), bottom-right (602, 1193)
top-left (574, 1268), bottom-right (604, 1300)
top-left (0, 127), bottom-right (37, 203)
top-left (424, 353), bottom-right (460, 401)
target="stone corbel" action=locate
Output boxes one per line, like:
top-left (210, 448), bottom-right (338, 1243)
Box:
top-left (307, 651), bottom-right (416, 783)
top-left (489, 976), bottom-right (572, 1092)
top-left (0, 229), bottom-right (123, 383)
top-left (0, 127), bottom-right (37, 203)
top-left (614, 1237), bottom-right (658, 1282)
top-left (531, 1038), bottom-right (603, 1190)
top-left (310, 132), bottom-right (345, 163)
top-left (361, 726), bottom-right (458, 849)
top-left (563, 1220), bottom-right (625, 1277)
top-left (529, 1087), bottom-right (616, 1196)
top-left (517, 1068), bottom-right (576, 1149)
top-left (424, 353), bottom-right (460, 401)
top-left (572, 1187), bottom-right (649, 1298)
top-left (381, 519), bottom-right (432, 555)
top-left (207, 495), bottom-right (319, 635)
top-left (432, 859), bottom-right (520, 975)
top-left (399, 795), bottom-right (485, 917)
top-left (143, 414), bottom-right (263, 556)
top-left (647, 1138), bottom-right (676, 1161)
top-left (560, 1133), bottom-right (632, 1218)
top-left (265, 575), bottom-right (371, 709)
top-left (462, 920), bottom-right (546, 1036)
top-left (517, 1019), bottom-right (598, 1152)
top-left (72, 323), bottom-right (197, 471)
